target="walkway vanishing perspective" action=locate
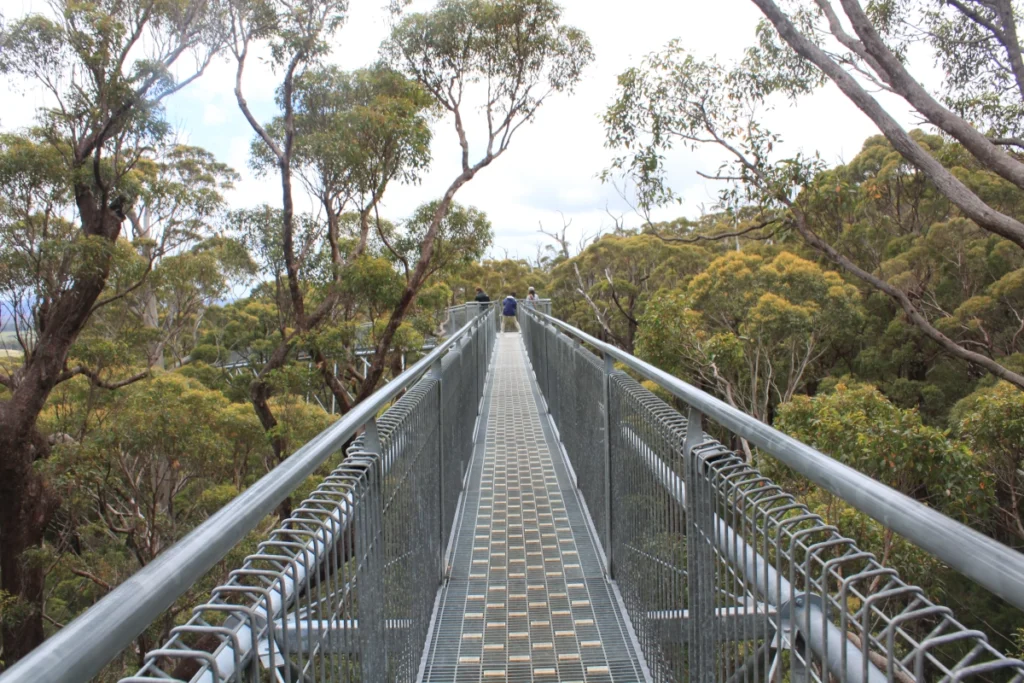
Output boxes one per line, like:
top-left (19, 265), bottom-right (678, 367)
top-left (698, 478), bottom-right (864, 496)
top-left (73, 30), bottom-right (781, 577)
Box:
top-left (6, 302), bottom-right (1024, 683)
top-left (421, 335), bottom-right (645, 683)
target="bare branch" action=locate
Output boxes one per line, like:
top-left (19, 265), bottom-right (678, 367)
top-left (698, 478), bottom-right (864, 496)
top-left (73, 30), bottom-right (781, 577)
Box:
top-left (574, 263), bottom-right (628, 349)
top-left (751, 0), bottom-right (1024, 248)
top-left (604, 268), bottom-right (639, 327)
top-left (57, 366), bottom-right (150, 390)
top-left (990, 136), bottom-right (1024, 148)
top-left (649, 217), bottom-right (780, 243)
top-left (70, 568), bottom-right (111, 592)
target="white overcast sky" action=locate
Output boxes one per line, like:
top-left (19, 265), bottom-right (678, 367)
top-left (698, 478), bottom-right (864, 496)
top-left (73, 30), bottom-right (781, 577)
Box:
top-left (1, 0), bottom-right (913, 260)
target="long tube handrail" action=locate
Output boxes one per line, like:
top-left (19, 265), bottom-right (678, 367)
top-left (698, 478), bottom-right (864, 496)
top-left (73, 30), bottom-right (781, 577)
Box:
top-left (0, 309), bottom-right (493, 683)
top-left (618, 424), bottom-right (888, 683)
top-left (523, 308), bottom-right (1024, 612)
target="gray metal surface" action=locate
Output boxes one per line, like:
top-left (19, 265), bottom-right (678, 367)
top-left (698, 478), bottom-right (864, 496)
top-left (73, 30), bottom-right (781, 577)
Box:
top-left (522, 308), bottom-right (1024, 614)
top-left (422, 335), bottom-right (645, 683)
top-left (0, 307), bottom-right (497, 683)
top-left (519, 308), bottom-right (1024, 683)
top-left (11, 298), bottom-right (1024, 683)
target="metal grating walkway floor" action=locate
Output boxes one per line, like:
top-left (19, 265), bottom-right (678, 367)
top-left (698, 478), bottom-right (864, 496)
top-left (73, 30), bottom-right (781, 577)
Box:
top-left (421, 334), bottom-right (646, 683)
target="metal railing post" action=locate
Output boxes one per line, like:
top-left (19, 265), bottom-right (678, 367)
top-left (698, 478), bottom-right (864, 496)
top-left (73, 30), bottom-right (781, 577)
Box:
top-left (479, 313), bottom-right (486, 396)
top-left (431, 358), bottom-right (445, 577)
top-left (683, 405), bottom-right (714, 683)
top-left (543, 322), bottom-right (552, 413)
top-left (475, 314), bottom-right (483, 410)
top-left (357, 417), bottom-right (387, 678)
top-left (602, 352), bottom-right (614, 577)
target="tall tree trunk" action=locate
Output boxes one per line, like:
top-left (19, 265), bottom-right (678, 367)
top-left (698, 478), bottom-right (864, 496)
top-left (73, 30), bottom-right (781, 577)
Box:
top-left (134, 209), bottom-right (164, 369)
top-left (356, 171), bottom-right (475, 400)
top-left (0, 422), bottom-right (57, 667)
top-left (0, 188), bottom-right (119, 665)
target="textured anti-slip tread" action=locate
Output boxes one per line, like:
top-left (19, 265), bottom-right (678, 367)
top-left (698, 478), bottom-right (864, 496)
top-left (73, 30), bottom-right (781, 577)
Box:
top-left (423, 335), bottom-right (644, 683)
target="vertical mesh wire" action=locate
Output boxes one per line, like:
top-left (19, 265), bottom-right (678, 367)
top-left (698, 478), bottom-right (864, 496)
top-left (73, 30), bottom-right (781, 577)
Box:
top-left (518, 309), bottom-right (1024, 683)
top-left (373, 374), bottom-right (442, 683)
top-left (609, 374), bottom-right (689, 683)
top-left (121, 455), bottom-right (386, 683)
top-left (122, 315), bottom-right (495, 683)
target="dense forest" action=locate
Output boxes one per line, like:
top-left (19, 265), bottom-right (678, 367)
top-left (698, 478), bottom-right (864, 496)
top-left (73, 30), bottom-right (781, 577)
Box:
top-left (2, 0), bottom-right (1024, 677)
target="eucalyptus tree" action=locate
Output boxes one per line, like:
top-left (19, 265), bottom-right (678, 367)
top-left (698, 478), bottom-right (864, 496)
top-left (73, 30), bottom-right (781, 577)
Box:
top-left (227, 0), bottom-right (350, 460)
top-left (122, 146), bottom-right (243, 369)
top-left (603, 0), bottom-right (1024, 391)
top-left (954, 380), bottom-right (1024, 545)
top-left (550, 233), bottom-right (708, 352)
top-left (247, 64), bottom-right (434, 416)
top-left (366, 0), bottom-right (594, 398)
top-left (637, 251), bottom-right (863, 426)
top-left (775, 381), bottom-right (991, 587)
top-left (0, 0), bottom-right (226, 661)
top-left (252, 65), bottom-right (434, 272)
top-left (392, 201), bottom-right (494, 282)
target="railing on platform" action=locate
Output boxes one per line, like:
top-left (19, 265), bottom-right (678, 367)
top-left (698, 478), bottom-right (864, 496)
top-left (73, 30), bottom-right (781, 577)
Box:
top-left (0, 305), bottom-right (498, 683)
top-left (11, 299), bottom-right (1024, 683)
top-left (443, 298), bottom-right (551, 336)
top-left (519, 306), bottom-right (1024, 683)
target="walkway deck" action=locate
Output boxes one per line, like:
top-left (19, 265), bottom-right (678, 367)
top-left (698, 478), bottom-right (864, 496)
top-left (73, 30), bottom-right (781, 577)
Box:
top-left (421, 334), bottom-right (645, 683)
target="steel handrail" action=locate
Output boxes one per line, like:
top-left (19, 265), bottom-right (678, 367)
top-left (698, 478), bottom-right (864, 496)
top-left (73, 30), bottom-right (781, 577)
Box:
top-left (0, 309), bottom-right (493, 683)
top-left (523, 307), bottom-right (1024, 612)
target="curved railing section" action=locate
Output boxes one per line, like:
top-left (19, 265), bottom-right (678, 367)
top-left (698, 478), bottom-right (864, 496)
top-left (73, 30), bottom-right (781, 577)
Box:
top-left (0, 307), bottom-right (497, 683)
top-left (519, 306), bottom-right (1024, 683)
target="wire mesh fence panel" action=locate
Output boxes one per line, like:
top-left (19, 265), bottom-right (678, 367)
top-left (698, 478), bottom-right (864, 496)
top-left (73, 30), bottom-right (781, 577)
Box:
top-left (519, 307), bottom-right (1024, 683)
top-left (609, 373), bottom-right (689, 683)
top-left (117, 311), bottom-right (495, 683)
top-left (367, 376), bottom-right (442, 683)
top-left (440, 333), bottom-right (481, 550)
top-left (570, 348), bottom-right (609, 552)
top-left (120, 454), bottom-right (386, 683)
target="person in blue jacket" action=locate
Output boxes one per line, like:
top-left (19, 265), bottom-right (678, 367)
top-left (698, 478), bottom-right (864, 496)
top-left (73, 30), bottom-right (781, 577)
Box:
top-left (502, 292), bottom-right (518, 333)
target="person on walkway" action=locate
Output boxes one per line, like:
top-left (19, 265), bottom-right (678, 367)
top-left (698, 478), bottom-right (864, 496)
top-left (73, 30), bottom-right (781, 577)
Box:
top-left (502, 292), bottom-right (519, 332)
top-left (525, 286), bottom-right (538, 308)
top-left (473, 287), bottom-right (492, 317)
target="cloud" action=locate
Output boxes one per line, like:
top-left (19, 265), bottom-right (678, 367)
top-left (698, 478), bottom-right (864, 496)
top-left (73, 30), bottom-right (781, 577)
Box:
top-left (2, 0), bottom-right (925, 260)
top-left (202, 104), bottom-right (228, 127)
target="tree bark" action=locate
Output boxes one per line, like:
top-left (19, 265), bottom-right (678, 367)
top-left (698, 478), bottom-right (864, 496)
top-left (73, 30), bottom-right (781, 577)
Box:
top-left (356, 169), bottom-right (477, 401)
top-left (0, 425), bottom-right (58, 667)
top-left (0, 186), bottom-right (120, 665)
top-left (750, 0), bottom-right (1024, 250)
top-left (249, 339), bottom-right (294, 464)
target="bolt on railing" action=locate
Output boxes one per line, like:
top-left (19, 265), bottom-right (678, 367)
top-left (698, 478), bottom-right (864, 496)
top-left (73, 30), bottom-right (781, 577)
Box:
top-left (0, 306), bottom-right (499, 683)
top-left (518, 306), bottom-right (1024, 683)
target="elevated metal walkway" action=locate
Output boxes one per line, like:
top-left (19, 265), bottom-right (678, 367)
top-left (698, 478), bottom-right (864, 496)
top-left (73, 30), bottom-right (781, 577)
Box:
top-left (4, 305), bottom-right (1024, 683)
top-left (421, 335), bottom-right (644, 683)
